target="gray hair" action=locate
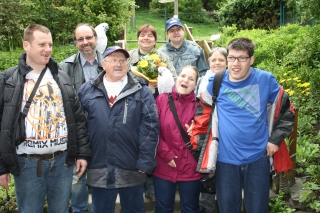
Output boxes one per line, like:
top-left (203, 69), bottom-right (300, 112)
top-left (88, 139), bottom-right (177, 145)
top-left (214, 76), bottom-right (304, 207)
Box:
top-left (209, 47), bottom-right (227, 60)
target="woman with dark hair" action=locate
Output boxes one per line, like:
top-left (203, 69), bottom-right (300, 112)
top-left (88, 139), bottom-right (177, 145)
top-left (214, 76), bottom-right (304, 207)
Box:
top-left (128, 24), bottom-right (177, 98)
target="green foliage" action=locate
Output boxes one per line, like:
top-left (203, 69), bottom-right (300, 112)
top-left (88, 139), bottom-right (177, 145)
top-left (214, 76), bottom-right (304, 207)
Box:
top-left (0, 0), bottom-right (34, 50)
top-left (202, 0), bottom-right (224, 11)
top-left (300, 182), bottom-right (320, 212)
top-left (126, 9), bottom-right (219, 50)
top-left (149, 0), bottom-right (174, 17)
top-left (269, 190), bottom-right (296, 213)
top-left (0, 49), bottom-right (23, 71)
top-left (287, 0), bottom-right (320, 23)
top-left (0, 0), bottom-right (135, 51)
top-left (0, 175), bottom-right (17, 212)
top-left (135, 0), bottom-right (151, 9)
top-left (215, 24), bottom-right (306, 67)
top-left (149, 0), bottom-right (215, 24)
top-left (217, 0), bottom-right (297, 30)
top-left (296, 134), bottom-right (320, 167)
top-left (0, 45), bottom-right (77, 71)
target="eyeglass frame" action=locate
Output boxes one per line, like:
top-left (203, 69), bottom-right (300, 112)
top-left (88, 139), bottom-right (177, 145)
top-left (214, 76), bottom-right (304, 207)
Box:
top-left (227, 56), bottom-right (251, 62)
top-left (74, 35), bottom-right (95, 42)
top-left (104, 59), bottom-right (128, 65)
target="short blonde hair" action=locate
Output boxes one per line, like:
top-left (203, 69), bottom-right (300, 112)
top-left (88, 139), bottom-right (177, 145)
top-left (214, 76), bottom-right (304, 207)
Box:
top-left (23, 24), bottom-right (50, 42)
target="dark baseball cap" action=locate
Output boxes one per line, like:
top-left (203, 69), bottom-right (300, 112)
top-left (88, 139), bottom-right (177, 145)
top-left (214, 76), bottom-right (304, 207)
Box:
top-left (103, 46), bottom-right (130, 58)
top-left (166, 18), bottom-right (183, 31)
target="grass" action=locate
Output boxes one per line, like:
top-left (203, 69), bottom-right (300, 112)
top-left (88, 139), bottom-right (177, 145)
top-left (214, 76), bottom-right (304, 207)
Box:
top-left (126, 9), bottom-right (220, 50)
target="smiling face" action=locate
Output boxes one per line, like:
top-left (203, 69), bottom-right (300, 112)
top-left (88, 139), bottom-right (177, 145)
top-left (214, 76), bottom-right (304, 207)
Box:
top-left (166, 26), bottom-right (184, 47)
top-left (138, 30), bottom-right (156, 53)
top-left (227, 49), bottom-right (254, 82)
top-left (23, 30), bottom-right (52, 69)
top-left (75, 25), bottom-right (97, 57)
top-left (209, 51), bottom-right (227, 73)
top-left (175, 66), bottom-right (198, 95)
top-left (102, 51), bottom-right (128, 82)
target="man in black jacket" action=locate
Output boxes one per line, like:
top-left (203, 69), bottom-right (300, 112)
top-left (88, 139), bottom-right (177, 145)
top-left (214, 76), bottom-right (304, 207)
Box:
top-left (0, 24), bottom-right (90, 213)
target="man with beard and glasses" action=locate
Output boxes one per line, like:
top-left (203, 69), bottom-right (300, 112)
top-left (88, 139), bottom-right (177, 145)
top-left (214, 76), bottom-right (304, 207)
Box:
top-left (60, 23), bottom-right (104, 213)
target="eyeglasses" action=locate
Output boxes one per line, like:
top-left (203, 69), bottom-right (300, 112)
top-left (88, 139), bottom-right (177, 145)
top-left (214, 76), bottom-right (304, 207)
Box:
top-left (227, 56), bottom-right (250, 62)
top-left (104, 59), bottom-right (127, 65)
top-left (75, 35), bottom-right (95, 42)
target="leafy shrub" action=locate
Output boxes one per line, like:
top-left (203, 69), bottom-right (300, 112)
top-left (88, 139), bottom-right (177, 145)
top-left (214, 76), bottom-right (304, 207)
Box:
top-left (269, 190), bottom-right (295, 213)
top-left (0, 176), bottom-right (17, 213)
top-left (217, 0), bottom-right (298, 30)
top-left (0, 0), bottom-right (135, 51)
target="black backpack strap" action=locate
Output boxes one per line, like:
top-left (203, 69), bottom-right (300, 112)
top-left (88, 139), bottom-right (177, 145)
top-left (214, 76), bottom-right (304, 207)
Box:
top-left (212, 70), bottom-right (226, 106)
top-left (168, 93), bottom-right (192, 150)
top-left (22, 67), bottom-right (47, 117)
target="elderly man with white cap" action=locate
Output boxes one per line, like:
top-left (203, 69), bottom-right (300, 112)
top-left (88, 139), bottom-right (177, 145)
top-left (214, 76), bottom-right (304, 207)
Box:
top-left (77, 46), bottom-right (159, 213)
top-left (158, 17), bottom-right (209, 76)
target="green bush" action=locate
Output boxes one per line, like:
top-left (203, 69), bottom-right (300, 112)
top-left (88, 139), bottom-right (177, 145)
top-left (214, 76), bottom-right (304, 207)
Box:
top-left (218, 0), bottom-right (281, 29)
top-left (0, 0), bottom-right (135, 51)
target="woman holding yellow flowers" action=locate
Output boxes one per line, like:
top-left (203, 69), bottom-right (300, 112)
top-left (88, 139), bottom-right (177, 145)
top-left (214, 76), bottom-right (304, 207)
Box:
top-left (127, 24), bottom-right (177, 203)
top-left (128, 24), bottom-right (177, 97)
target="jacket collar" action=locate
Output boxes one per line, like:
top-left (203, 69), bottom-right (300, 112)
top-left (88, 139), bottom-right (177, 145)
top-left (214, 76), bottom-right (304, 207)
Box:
top-left (171, 85), bottom-right (196, 103)
top-left (64, 51), bottom-right (104, 68)
top-left (18, 53), bottom-right (59, 76)
top-left (91, 70), bottom-right (147, 88)
top-left (166, 40), bottom-right (186, 52)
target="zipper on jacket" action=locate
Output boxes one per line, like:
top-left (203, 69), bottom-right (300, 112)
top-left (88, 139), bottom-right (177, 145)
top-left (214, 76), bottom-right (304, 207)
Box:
top-left (123, 98), bottom-right (128, 124)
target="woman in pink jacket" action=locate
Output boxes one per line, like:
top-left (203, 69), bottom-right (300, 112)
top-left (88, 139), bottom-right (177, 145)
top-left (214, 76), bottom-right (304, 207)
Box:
top-left (154, 65), bottom-right (202, 213)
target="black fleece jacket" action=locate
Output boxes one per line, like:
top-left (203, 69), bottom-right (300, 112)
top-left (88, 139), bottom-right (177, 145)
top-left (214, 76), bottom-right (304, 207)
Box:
top-left (0, 53), bottom-right (90, 176)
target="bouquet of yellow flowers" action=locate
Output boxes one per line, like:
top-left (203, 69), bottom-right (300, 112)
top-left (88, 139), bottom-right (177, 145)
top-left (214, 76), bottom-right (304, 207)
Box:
top-left (131, 52), bottom-right (167, 83)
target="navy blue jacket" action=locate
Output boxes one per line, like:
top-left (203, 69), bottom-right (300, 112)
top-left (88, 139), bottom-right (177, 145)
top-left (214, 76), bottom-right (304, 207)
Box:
top-left (78, 71), bottom-right (159, 189)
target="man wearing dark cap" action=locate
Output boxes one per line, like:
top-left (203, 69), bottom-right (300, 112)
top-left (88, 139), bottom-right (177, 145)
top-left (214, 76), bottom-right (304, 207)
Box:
top-left (77, 46), bottom-right (159, 213)
top-left (158, 17), bottom-right (209, 76)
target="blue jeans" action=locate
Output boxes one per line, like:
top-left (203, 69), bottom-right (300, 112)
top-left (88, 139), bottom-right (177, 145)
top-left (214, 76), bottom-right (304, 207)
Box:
top-left (215, 154), bottom-right (270, 213)
top-left (91, 184), bottom-right (144, 213)
top-left (71, 167), bottom-right (89, 213)
top-left (14, 152), bottom-right (73, 213)
top-left (153, 176), bottom-right (201, 213)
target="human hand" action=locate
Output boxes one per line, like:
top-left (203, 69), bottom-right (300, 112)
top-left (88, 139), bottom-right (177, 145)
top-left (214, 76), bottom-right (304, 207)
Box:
top-left (0, 174), bottom-right (10, 190)
top-left (267, 142), bottom-right (279, 157)
top-left (75, 159), bottom-right (88, 177)
top-left (138, 170), bottom-right (145, 173)
top-left (185, 120), bottom-right (195, 136)
top-left (168, 156), bottom-right (178, 167)
top-left (149, 82), bottom-right (158, 89)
